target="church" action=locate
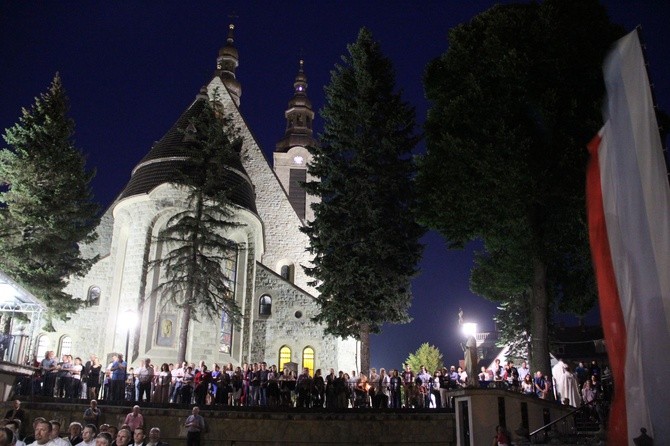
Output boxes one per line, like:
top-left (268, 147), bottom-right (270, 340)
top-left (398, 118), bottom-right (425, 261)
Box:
top-left (41, 25), bottom-right (359, 374)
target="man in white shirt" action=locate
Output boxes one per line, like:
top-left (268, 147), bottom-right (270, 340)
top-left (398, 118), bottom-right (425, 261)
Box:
top-left (169, 363), bottom-right (185, 403)
top-left (184, 407), bottom-right (205, 446)
top-left (47, 422), bottom-right (70, 446)
top-left (74, 426), bottom-right (95, 446)
top-left (136, 359), bottom-right (154, 403)
top-left (518, 360), bottom-right (531, 383)
top-left (28, 420), bottom-right (55, 446)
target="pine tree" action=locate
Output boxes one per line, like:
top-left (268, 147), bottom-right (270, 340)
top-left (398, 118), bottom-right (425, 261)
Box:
top-left (303, 28), bottom-right (425, 373)
top-left (405, 343), bottom-right (444, 374)
top-left (151, 93), bottom-right (244, 363)
top-left (416, 0), bottom-right (623, 374)
top-left (0, 73), bottom-right (100, 321)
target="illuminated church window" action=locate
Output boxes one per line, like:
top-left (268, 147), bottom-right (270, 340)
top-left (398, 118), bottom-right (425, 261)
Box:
top-left (302, 346), bottom-right (314, 377)
top-left (279, 346), bottom-right (292, 372)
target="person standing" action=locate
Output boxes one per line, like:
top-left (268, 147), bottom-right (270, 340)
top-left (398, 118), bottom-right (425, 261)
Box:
top-left (41, 351), bottom-right (59, 397)
top-left (184, 407), bottom-right (205, 446)
top-left (4, 400), bottom-right (26, 434)
top-left (401, 364), bottom-right (414, 408)
top-left (87, 357), bottom-right (102, 401)
top-left (136, 359), bottom-right (154, 403)
top-left (123, 406), bottom-right (144, 432)
top-left (110, 354), bottom-right (126, 402)
top-left (83, 400), bottom-right (101, 428)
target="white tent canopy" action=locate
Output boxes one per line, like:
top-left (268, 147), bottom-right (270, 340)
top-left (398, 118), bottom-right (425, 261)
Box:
top-left (0, 269), bottom-right (45, 362)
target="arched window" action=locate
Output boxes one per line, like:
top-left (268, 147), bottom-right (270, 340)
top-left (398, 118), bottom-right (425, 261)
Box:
top-left (36, 335), bottom-right (50, 360)
top-left (58, 336), bottom-right (72, 357)
top-left (87, 286), bottom-right (101, 306)
top-left (259, 294), bottom-right (272, 316)
top-left (302, 346), bottom-right (315, 377)
top-left (280, 265), bottom-right (290, 280)
top-left (279, 346), bottom-right (291, 372)
top-left (279, 263), bottom-right (294, 283)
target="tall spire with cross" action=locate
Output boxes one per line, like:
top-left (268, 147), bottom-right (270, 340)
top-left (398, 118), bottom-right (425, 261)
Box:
top-left (273, 59), bottom-right (318, 221)
top-left (216, 22), bottom-right (241, 106)
top-left (276, 59), bottom-right (317, 152)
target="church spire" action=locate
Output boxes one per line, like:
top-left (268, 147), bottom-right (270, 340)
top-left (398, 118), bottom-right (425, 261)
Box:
top-left (275, 59), bottom-right (317, 152)
top-left (216, 24), bottom-right (241, 106)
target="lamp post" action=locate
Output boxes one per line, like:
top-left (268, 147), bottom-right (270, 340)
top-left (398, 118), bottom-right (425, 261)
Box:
top-left (120, 309), bottom-right (138, 363)
top-left (462, 322), bottom-right (478, 338)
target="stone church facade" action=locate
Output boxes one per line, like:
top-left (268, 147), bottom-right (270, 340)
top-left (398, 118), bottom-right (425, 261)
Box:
top-left (41, 25), bottom-right (358, 373)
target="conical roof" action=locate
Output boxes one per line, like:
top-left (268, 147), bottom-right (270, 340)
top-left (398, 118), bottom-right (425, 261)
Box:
top-left (117, 95), bottom-right (256, 214)
top-left (276, 59), bottom-right (317, 152)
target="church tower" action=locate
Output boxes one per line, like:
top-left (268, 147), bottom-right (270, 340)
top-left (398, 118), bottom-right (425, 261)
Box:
top-left (215, 24), bottom-right (241, 106)
top-left (274, 60), bottom-right (318, 222)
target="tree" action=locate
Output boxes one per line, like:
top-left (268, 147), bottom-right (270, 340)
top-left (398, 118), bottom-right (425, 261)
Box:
top-left (405, 342), bottom-right (444, 374)
top-left (303, 28), bottom-right (425, 373)
top-left (151, 94), bottom-right (244, 363)
top-left (0, 73), bottom-right (100, 322)
top-left (416, 1), bottom-right (623, 375)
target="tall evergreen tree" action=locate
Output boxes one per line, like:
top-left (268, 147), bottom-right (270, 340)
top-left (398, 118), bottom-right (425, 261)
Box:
top-left (151, 94), bottom-right (244, 363)
top-left (416, 0), bottom-right (623, 374)
top-left (405, 342), bottom-right (444, 375)
top-left (0, 73), bottom-right (100, 321)
top-left (303, 28), bottom-right (425, 373)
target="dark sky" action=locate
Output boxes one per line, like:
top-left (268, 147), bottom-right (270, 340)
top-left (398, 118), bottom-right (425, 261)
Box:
top-left (1, 1), bottom-right (668, 370)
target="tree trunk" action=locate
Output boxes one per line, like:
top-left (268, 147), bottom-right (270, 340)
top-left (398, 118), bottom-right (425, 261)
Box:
top-left (530, 257), bottom-right (551, 381)
top-left (177, 305), bottom-right (191, 364)
top-left (359, 324), bottom-right (370, 376)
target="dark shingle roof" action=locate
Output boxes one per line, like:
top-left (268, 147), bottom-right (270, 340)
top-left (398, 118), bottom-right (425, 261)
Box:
top-left (117, 97), bottom-right (256, 214)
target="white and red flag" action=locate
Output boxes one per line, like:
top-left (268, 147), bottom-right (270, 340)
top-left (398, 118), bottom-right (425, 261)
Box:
top-left (587, 29), bottom-right (670, 445)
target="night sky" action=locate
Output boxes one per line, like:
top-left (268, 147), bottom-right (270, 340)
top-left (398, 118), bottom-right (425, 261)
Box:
top-left (1, 1), bottom-right (668, 370)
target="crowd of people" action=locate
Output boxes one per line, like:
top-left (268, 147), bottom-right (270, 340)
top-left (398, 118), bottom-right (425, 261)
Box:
top-left (477, 358), bottom-right (611, 424)
top-left (19, 350), bottom-right (610, 415)
top-left (0, 399), bottom-right (196, 446)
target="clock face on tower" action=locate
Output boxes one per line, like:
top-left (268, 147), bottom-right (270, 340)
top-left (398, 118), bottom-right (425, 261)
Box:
top-left (293, 155), bottom-right (304, 165)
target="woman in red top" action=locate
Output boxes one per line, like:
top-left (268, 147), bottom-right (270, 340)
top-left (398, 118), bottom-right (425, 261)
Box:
top-left (492, 425), bottom-right (510, 446)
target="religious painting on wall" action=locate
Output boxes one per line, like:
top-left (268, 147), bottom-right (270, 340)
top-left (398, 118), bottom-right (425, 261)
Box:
top-left (219, 247), bottom-right (238, 354)
top-left (156, 314), bottom-right (177, 347)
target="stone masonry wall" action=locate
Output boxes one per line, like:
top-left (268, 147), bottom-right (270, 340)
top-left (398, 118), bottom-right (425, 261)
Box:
top-left (253, 265), bottom-right (339, 371)
top-left (7, 401), bottom-right (456, 446)
top-left (207, 78), bottom-right (317, 297)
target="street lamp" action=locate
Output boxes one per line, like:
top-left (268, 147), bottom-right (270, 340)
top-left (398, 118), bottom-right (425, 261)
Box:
top-left (462, 322), bottom-right (478, 338)
top-left (119, 309), bottom-right (138, 363)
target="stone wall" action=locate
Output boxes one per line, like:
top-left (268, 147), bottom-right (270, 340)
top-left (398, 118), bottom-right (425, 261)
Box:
top-left (207, 78), bottom-right (318, 297)
top-left (5, 401), bottom-right (456, 446)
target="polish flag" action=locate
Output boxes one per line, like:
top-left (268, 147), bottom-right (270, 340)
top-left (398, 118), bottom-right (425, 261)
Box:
top-left (587, 29), bottom-right (670, 445)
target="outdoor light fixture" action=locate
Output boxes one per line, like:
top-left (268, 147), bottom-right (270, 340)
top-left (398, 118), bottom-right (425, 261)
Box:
top-left (462, 322), bottom-right (477, 338)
